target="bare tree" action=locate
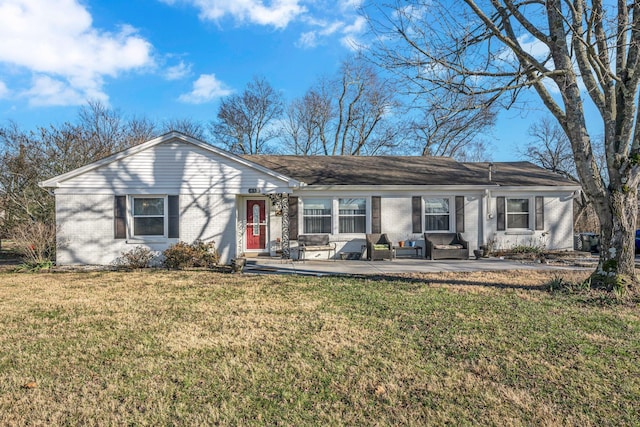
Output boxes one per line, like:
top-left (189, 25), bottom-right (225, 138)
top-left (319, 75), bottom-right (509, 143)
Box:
top-left (522, 116), bottom-right (606, 231)
top-left (161, 118), bottom-right (208, 141)
top-left (282, 57), bottom-right (404, 156)
top-left (0, 122), bottom-right (53, 228)
top-left (127, 115), bottom-right (158, 146)
top-left (211, 76), bottom-right (283, 154)
top-left (410, 92), bottom-right (496, 159)
top-left (0, 102), bottom-right (158, 245)
top-left (522, 116), bottom-right (577, 180)
top-left (367, 0), bottom-right (640, 290)
top-left (281, 87), bottom-right (332, 155)
top-left (332, 57), bottom-right (401, 155)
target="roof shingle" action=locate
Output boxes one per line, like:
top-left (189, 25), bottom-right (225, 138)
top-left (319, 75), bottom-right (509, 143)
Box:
top-left (244, 155), bottom-right (577, 187)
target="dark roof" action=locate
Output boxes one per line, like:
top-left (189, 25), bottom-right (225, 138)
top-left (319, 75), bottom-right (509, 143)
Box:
top-left (243, 155), bottom-right (578, 187)
top-left (462, 162), bottom-right (579, 186)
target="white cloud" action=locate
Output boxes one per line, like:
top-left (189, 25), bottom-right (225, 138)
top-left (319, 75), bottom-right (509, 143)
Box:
top-left (297, 31), bottom-right (319, 49)
top-left (297, 14), bottom-right (365, 50)
top-left (22, 75), bottom-right (103, 106)
top-left (339, 0), bottom-right (362, 12)
top-left (0, 81), bottom-right (9, 98)
top-left (165, 61), bottom-right (192, 80)
top-left (296, 19), bottom-right (344, 48)
top-left (0, 0), bottom-right (154, 106)
top-left (178, 74), bottom-right (233, 104)
top-left (163, 0), bottom-right (366, 51)
top-left (168, 0), bottom-right (306, 29)
top-left (340, 16), bottom-right (366, 50)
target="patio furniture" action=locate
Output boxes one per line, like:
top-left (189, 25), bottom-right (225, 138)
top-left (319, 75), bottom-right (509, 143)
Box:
top-left (393, 245), bottom-right (423, 258)
top-left (424, 233), bottom-right (469, 260)
top-left (366, 233), bottom-right (393, 260)
top-left (297, 234), bottom-right (336, 261)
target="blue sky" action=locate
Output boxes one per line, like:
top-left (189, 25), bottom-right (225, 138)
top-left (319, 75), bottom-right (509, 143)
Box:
top-left (0, 0), bottom-right (575, 161)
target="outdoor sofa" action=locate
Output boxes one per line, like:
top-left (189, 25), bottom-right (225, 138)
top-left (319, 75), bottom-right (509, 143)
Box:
top-left (424, 232), bottom-right (469, 260)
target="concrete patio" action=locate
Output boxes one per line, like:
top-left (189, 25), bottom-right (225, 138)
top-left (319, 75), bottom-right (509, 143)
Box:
top-left (243, 256), bottom-right (595, 276)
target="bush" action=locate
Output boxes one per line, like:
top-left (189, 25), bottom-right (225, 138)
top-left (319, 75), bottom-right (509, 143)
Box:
top-left (163, 240), bottom-right (219, 269)
top-left (117, 246), bottom-right (155, 269)
top-left (510, 244), bottom-right (544, 255)
top-left (9, 221), bottom-right (56, 265)
top-left (14, 260), bottom-right (54, 272)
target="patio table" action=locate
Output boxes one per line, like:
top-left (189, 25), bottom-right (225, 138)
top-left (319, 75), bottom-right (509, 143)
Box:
top-left (393, 245), bottom-right (423, 258)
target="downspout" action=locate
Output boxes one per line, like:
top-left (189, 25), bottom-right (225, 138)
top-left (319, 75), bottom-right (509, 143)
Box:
top-left (482, 188), bottom-right (492, 249)
top-left (482, 163), bottom-right (494, 249)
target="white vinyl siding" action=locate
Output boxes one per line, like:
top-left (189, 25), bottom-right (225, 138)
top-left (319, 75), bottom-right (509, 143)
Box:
top-left (56, 141), bottom-right (290, 193)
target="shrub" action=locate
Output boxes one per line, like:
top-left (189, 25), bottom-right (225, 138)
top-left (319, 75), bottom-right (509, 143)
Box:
top-left (163, 240), bottom-right (219, 269)
top-left (117, 246), bottom-right (155, 269)
top-left (14, 260), bottom-right (54, 272)
top-left (548, 275), bottom-right (591, 293)
top-left (510, 245), bottom-right (543, 255)
top-left (9, 221), bottom-right (56, 266)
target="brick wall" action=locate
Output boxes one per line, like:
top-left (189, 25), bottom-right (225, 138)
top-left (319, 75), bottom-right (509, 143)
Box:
top-left (55, 193), bottom-right (238, 265)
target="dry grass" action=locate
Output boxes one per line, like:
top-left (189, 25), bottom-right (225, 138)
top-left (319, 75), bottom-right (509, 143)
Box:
top-left (0, 269), bottom-right (638, 426)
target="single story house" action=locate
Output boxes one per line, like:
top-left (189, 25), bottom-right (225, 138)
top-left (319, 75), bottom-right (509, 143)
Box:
top-left (40, 132), bottom-right (580, 265)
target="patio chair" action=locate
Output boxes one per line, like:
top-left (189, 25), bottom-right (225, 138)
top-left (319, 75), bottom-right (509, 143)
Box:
top-left (366, 233), bottom-right (393, 260)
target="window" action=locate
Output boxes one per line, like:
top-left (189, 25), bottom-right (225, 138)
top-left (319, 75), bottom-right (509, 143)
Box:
top-left (303, 199), bottom-right (332, 234)
top-left (115, 195), bottom-right (178, 240)
top-left (132, 197), bottom-right (165, 236)
top-left (300, 197), bottom-right (368, 234)
top-left (424, 198), bottom-right (450, 231)
top-left (339, 198), bottom-right (366, 233)
top-left (507, 198), bottom-right (529, 229)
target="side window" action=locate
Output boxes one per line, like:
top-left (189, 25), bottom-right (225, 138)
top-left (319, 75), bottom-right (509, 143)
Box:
top-left (506, 198), bottom-right (530, 229)
top-left (303, 199), bottom-right (332, 234)
top-left (132, 197), bottom-right (165, 236)
top-left (424, 198), bottom-right (450, 231)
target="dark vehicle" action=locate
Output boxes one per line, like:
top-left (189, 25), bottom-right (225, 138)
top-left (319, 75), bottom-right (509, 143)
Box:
top-left (636, 230), bottom-right (640, 253)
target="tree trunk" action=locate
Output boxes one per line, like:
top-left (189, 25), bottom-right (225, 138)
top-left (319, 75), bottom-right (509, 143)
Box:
top-left (592, 187), bottom-right (638, 292)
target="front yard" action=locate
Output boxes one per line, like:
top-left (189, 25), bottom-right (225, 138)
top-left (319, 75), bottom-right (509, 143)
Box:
top-left (0, 270), bottom-right (638, 425)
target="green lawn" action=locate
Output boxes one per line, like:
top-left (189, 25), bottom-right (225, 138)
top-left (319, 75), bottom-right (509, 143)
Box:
top-left (0, 270), bottom-right (638, 425)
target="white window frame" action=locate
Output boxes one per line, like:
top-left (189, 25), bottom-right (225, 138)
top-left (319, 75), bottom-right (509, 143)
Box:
top-left (506, 197), bottom-right (531, 230)
top-left (301, 196), bottom-right (370, 235)
top-left (129, 195), bottom-right (168, 239)
top-left (338, 198), bottom-right (367, 234)
top-left (423, 196), bottom-right (454, 232)
top-left (302, 198), bottom-right (332, 234)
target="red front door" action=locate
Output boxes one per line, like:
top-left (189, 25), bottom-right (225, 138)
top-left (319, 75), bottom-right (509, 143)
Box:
top-left (246, 199), bottom-right (267, 250)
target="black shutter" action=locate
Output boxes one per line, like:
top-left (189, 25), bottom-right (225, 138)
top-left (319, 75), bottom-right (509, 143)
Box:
top-left (114, 196), bottom-right (126, 239)
top-left (412, 196), bottom-right (422, 233)
top-left (455, 196), bottom-right (465, 233)
top-left (371, 196), bottom-right (381, 234)
top-left (496, 196), bottom-right (506, 231)
top-left (168, 195), bottom-right (180, 238)
top-left (289, 196), bottom-right (298, 240)
top-left (535, 196), bottom-right (544, 230)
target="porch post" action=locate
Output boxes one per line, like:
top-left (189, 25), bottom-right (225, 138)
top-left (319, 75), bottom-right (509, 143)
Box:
top-left (236, 218), bottom-right (247, 258)
top-left (236, 197), bottom-right (245, 259)
top-left (280, 194), bottom-right (290, 259)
